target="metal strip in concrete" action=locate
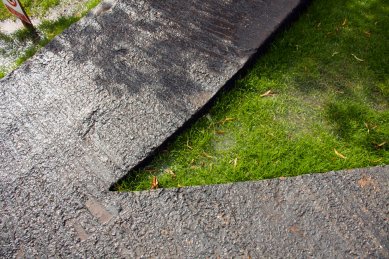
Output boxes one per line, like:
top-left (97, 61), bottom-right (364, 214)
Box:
top-left (1, 0), bottom-right (388, 257)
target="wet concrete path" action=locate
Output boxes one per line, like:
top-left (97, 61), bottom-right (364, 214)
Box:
top-left (1, 0), bottom-right (388, 257)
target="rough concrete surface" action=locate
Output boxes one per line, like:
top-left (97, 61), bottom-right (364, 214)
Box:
top-left (1, 0), bottom-right (388, 257)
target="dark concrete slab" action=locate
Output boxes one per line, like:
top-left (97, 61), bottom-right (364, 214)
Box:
top-left (1, 165), bottom-right (388, 257)
top-left (0, 0), bottom-right (310, 190)
top-left (1, 0), bottom-right (388, 257)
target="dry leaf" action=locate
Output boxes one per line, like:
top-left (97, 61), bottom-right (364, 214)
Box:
top-left (357, 176), bottom-right (377, 190)
top-left (260, 90), bottom-right (275, 97)
top-left (351, 53), bottom-right (364, 62)
top-left (342, 18), bottom-right (347, 26)
top-left (151, 176), bottom-right (159, 190)
top-left (364, 31), bottom-right (371, 37)
top-left (288, 225), bottom-right (304, 236)
top-left (334, 149), bottom-right (347, 159)
top-left (215, 130), bottom-right (225, 135)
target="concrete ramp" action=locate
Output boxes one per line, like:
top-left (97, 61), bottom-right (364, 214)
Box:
top-left (1, 0), bottom-right (309, 189)
top-left (1, 0), bottom-right (388, 257)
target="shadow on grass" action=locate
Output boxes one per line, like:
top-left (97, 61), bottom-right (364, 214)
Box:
top-left (114, 0), bottom-right (388, 191)
top-left (294, 0), bottom-right (388, 152)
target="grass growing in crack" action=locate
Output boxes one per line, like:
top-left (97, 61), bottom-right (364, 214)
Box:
top-left (0, 0), bottom-right (101, 78)
top-left (0, 0), bottom-right (61, 21)
top-left (13, 15), bottom-right (80, 66)
top-left (115, 0), bottom-right (388, 191)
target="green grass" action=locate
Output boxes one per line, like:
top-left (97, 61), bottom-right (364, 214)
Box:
top-left (0, 0), bottom-right (101, 77)
top-left (12, 15), bottom-right (81, 66)
top-left (0, 0), bottom-right (101, 21)
top-left (115, 0), bottom-right (388, 192)
top-left (0, 0), bottom-right (60, 21)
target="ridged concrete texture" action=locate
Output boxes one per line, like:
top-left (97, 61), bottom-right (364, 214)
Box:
top-left (1, 0), bottom-right (388, 257)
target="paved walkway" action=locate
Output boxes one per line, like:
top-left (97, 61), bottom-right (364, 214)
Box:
top-left (1, 0), bottom-right (388, 257)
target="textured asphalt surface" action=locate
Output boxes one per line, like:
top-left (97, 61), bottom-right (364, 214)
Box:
top-left (1, 0), bottom-right (388, 257)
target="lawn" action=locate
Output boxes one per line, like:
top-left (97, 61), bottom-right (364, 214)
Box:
top-left (115, 0), bottom-right (388, 191)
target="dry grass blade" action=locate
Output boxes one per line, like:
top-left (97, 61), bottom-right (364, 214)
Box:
top-left (164, 168), bottom-right (176, 178)
top-left (186, 140), bottom-right (193, 150)
top-left (364, 122), bottom-right (370, 133)
top-left (229, 158), bottom-right (238, 168)
top-left (219, 117), bottom-right (235, 125)
top-left (260, 90), bottom-right (275, 97)
top-left (351, 53), bottom-right (364, 62)
top-left (334, 149), bottom-right (347, 159)
top-left (215, 130), bottom-right (225, 135)
top-left (202, 152), bottom-right (214, 159)
top-left (370, 158), bottom-right (383, 163)
top-left (144, 167), bottom-right (157, 173)
top-left (375, 142), bottom-right (386, 149)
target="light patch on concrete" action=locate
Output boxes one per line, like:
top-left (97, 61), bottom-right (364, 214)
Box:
top-left (85, 198), bottom-right (113, 224)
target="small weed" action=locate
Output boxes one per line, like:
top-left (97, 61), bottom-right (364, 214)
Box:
top-left (0, 31), bottom-right (12, 42)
